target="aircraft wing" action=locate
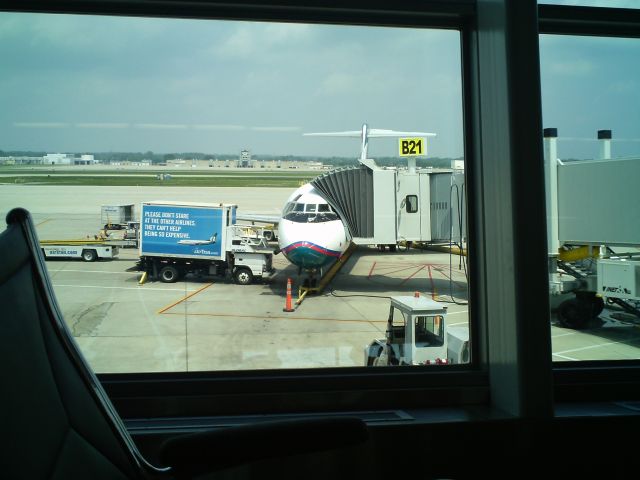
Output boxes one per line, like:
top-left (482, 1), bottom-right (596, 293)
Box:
top-left (367, 129), bottom-right (437, 137)
top-left (304, 129), bottom-right (437, 138)
top-left (304, 131), bottom-right (362, 137)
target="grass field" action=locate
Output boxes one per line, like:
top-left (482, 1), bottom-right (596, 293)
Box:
top-left (0, 168), bottom-right (318, 187)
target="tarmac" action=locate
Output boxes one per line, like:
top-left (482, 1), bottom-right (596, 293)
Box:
top-left (1, 184), bottom-right (638, 372)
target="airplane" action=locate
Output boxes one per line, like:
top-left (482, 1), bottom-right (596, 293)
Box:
top-left (177, 232), bottom-right (217, 246)
top-left (277, 182), bottom-right (348, 275)
top-left (237, 123), bottom-right (436, 280)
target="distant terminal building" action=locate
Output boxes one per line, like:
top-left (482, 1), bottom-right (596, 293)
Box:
top-left (0, 156), bottom-right (42, 165)
top-left (0, 153), bottom-right (97, 166)
top-left (43, 153), bottom-right (98, 165)
top-left (76, 154), bottom-right (97, 165)
top-left (44, 153), bottom-right (73, 165)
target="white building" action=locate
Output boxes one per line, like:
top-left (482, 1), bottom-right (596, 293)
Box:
top-left (44, 153), bottom-right (73, 165)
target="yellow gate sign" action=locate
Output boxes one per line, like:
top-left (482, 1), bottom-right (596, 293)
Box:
top-left (399, 137), bottom-right (426, 157)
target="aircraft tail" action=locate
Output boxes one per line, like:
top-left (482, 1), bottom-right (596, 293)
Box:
top-left (304, 123), bottom-right (436, 161)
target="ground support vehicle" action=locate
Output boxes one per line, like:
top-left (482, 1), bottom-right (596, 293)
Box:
top-left (40, 242), bottom-right (118, 262)
top-left (136, 201), bottom-right (276, 284)
top-left (364, 293), bottom-right (469, 366)
top-left (550, 249), bottom-right (640, 329)
top-left (101, 204), bottom-right (135, 230)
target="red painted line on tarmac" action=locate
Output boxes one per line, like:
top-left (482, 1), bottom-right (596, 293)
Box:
top-left (373, 264), bottom-right (426, 277)
top-left (369, 261), bottom-right (452, 268)
top-left (368, 261), bottom-right (377, 279)
top-left (428, 264), bottom-right (437, 300)
top-left (399, 265), bottom-right (425, 286)
top-left (430, 265), bottom-right (468, 289)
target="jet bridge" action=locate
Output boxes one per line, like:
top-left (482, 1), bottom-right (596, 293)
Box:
top-left (310, 161), bottom-right (465, 248)
top-left (311, 165), bottom-right (376, 239)
top-left (545, 128), bottom-right (640, 328)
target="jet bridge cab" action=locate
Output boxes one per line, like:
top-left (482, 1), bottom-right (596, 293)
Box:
top-left (366, 294), bottom-right (461, 366)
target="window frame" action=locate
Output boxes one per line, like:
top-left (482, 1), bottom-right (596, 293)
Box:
top-left (538, 3), bottom-right (640, 401)
top-left (3, 0), bottom-right (639, 423)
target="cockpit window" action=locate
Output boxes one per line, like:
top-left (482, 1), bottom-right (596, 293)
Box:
top-left (283, 202), bottom-right (294, 215)
top-left (284, 203), bottom-right (339, 223)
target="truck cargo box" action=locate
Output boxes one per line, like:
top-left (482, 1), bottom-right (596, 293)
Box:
top-left (140, 201), bottom-right (237, 261)
top-left (101, 204), bottom-right (135, 226)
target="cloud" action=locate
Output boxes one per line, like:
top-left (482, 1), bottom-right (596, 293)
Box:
top-left (316, 73), bottom-right (358, 96)
top-left (14, 122), bottom-right (69, 128)
top-left (549, 59), bottom-right (594, 76)
top-left (192, 124), bottom-right (246, 131)
top-left (607, 80), bottom-right (637, 94)
top-left (251, 126), bottom-right (301, 132)
top-left (211, 22), bottom-right (313, 59)
top-left (133, 124), bottom-right (189, 130)
top-left (76, 123), bottom-right (129, 129)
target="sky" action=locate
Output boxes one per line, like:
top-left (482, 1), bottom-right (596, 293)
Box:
top-left (1, 8), bottom-right (638, 160)
top-left (0, 13), bottom-right (463, 159)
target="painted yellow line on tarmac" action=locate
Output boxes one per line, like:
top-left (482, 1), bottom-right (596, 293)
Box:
top-left (36, 218), bottom-right (51, 227)
top-left (159, 311), bottom-right (386, 323)
top-left (157, 282), bottom-right (215, 314)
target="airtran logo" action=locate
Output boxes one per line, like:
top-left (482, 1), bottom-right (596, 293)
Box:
top-left (602, 285), bottom-right (631, 295)
top-left (399, 137), bottom-right (426, 157)
top-left (48, 249), bottom-right (79, 255)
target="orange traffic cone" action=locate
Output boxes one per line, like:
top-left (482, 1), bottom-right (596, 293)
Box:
top-left (283, 278), bottom-right (294, 312)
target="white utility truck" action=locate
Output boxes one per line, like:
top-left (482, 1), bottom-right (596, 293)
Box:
top-left (365, 293), bottom-right (469, 366)
top-left (136, 201), bottom-right (276, 284)
top-left (40, 242), bottom-right (118, 262)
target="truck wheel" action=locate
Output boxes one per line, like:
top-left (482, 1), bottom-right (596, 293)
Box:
top-left (81, 249), bottom-right (97, 262)
top-left (557, 298), bottom-right (589, 329)
top-left (159, 265), bottom-right (180, 283)
top-left (263, 230), bottom-right (274, 241)
top-left (233, 268), bottom-right (253, 285)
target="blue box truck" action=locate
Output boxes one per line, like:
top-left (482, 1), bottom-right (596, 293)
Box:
top-left (137, 201), bottom-right (275, 284)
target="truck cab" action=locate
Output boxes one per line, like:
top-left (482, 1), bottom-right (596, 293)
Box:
top-left (365, 293), bottom-right (467, 366)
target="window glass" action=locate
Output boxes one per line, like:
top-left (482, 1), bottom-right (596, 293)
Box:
top-left (406, 195), bottom-right (418, 213)
top-left (540, 34), bottom-right (640, 361)
top-left (415, 315), bottom-right (444, 346)
top-left (540, 1), bottom-right (639, 8)
top-left (0, 12), bottom-right (467, 373)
